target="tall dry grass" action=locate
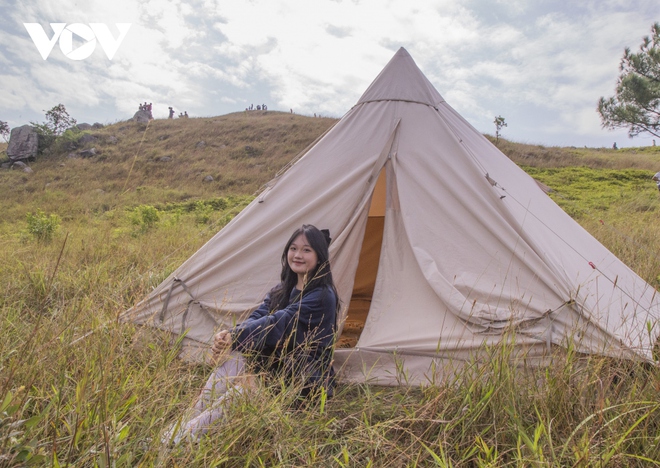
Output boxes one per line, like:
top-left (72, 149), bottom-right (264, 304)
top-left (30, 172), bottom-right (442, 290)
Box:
top-left (489, 136), bottom-right (660, 170)
top-left (1, 115), bottom-right (660, 466)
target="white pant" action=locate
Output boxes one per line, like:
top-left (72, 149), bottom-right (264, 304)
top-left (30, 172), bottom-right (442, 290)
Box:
top-left (163, 352), bottom-right (246, 444)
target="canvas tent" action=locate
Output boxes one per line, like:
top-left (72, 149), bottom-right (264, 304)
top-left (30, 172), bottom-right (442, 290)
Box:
top-left (122, 48), bottom-right (660, 385)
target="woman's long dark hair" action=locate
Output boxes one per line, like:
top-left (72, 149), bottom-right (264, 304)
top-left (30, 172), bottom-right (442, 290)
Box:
top-left (269, 224), bottom-right (339, 314)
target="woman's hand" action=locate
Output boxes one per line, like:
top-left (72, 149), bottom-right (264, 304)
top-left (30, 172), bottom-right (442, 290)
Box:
top-left (211, 330), bottom-right (232, 361)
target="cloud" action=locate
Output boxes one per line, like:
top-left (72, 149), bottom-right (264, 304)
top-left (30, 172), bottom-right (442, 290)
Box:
top-left (325, 24), bottom-right (352, 38)
top-left (0, 0), bottom-right (657, 146)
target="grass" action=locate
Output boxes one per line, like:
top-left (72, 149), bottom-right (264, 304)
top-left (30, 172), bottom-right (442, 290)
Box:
top-left (1, 114), bottom-right (660, 466)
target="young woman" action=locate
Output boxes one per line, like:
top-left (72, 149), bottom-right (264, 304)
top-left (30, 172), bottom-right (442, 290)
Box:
top-left (164, 224), bottom-right (339, 444)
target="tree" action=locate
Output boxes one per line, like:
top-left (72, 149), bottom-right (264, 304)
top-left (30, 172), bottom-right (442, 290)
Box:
top-left (494, 115), bottom-right (507, 143)
top-left (598, 23), bottom-right (660, 139)
top-left (30, 104), bottom-right (77, 154)
top-left (0, 120), bottom-right (9, 143)
top-left (44, 103), bottom-right (77, 136)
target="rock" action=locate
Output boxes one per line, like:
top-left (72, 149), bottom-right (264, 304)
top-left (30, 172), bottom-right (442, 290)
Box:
top-left (203, 175), bottom-right (214, 183)
top-left (79, 148), bottom-right (97, 158)
top-left (12, 161), bottom-right (33, 173)
top-left (77, 123), bottom-right (92, 131)
top-left (157, 135), bottom-right (169, 141)
top-left (244, 145), bottom-right (261, 156)
top-left (61, 140), bottom-right (78, 152)
top-left (155, 156), bottom-right (172, 162)
top-left (95, 188), bottom-right (105, 194)
top-left (77, 134), bottom-right (97, 145)
top-left (133, 110), bottom-right (151, 124)
top-left (108, 136), bottom-right (118, 144)
top-left (196, 140), bottom-right (206, 148)
top-left (67, 153), bottom-right (79, 159)
top-left (7, 125), bottom-right (39, 161)
top-left (92, 122), bottom-right (104, 129)
top-left (1, 162), bottom-right (12, 169)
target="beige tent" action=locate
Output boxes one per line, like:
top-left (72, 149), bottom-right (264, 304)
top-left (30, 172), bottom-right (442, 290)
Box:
top-left (122, 48), bottom-right (660, 385)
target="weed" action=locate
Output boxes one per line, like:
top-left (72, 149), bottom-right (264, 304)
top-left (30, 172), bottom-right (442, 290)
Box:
top-left (25, 209), bottom-right (60, 242)
top-left (129, 204), bottom-right (160, 233)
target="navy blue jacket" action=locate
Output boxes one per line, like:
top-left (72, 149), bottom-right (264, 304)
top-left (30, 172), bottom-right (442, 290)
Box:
top-left (229, 285), bottom-right (337, 397)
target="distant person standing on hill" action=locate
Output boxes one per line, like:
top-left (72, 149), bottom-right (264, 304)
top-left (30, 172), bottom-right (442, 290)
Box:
top-left (168, 107), bottom-right (175, 119)
top-left (652, 171), bottom-right (660, 193)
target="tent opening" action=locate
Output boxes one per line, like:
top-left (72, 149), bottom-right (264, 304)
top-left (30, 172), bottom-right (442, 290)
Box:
top-left (337, 167), bottom-right (386, 348)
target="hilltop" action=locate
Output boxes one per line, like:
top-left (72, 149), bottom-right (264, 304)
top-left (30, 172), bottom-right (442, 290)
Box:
top-left (2, 112), bottom-right (660, 220)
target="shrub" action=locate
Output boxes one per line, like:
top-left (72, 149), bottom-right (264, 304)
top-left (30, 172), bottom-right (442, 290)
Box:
top-left (130, 205), bottom-right (160, 233)
top-left (0, 120), bottom-right (9, 142)
top-left (26, 209), bottom-right (60, 242)
top-left (193, 200), bottom-right (214, 225)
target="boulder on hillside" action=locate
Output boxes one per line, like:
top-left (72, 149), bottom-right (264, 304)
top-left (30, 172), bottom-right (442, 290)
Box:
top-left (77, 123), bottom-right (93, 131)
top-left (77, 134), bottom-right (97, 145)
top-left (92, 122), bottom-right (104, 129)
top-left (12, 161), bottom-right (33, 173)
top-left (79, 147), bottom-right (97, 158)
top-left (133, 110), bottom-right (151, 124)
top-left (7, 125), bottom-right (39, 161)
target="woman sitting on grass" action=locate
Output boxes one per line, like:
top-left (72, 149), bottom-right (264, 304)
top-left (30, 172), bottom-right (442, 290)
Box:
top-left (164, 224), bottom-right (339, 444)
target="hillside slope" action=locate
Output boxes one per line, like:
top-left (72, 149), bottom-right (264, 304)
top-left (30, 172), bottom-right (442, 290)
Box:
top-left (0, 112), bottom-right (336, 221)
top-left (2, 111), bottom-right (660, 224)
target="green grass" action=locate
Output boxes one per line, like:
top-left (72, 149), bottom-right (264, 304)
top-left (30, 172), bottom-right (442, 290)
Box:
top-left (1, 114), bottom-right (660, 466)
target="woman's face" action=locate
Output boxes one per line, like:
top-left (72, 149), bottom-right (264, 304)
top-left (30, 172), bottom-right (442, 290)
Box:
top-left (287, 234), bottom-right (318, 278)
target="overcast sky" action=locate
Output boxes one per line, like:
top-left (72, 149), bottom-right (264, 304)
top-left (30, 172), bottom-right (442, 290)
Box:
top-left (1, 0), bottom-right (658, 148)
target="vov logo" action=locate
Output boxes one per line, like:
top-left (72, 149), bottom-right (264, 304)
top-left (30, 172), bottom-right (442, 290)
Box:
top-left (24, 23), bottom-right (131, 60)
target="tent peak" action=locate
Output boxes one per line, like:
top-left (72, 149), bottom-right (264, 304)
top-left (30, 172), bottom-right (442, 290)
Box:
top-left (357, 48), bottom-right (444, 107)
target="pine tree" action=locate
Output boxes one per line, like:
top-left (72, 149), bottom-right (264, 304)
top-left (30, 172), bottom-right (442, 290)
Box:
top-left (598, 23), bottom-right (660, 139)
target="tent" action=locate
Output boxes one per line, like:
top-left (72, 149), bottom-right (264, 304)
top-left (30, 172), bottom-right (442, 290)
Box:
top-left (122, 48), bottom-right (660, 385)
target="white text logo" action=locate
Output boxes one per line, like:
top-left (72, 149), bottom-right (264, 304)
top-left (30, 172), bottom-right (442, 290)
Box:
top-left (24, 23), bottom-right (131, 60)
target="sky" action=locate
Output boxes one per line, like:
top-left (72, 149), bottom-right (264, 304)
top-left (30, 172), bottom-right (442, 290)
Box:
top-left (0, 0), bottom-right (658, 148)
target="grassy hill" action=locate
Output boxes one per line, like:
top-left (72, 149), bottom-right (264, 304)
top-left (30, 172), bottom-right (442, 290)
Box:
top-left (2, 113), bottom-right (660, 466)
top-left (0, 112), bottom-right (336, 221)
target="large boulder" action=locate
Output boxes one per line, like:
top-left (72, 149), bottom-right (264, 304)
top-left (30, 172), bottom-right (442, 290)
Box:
top-left (77, 134), bottom-right (97, 145)
top-left (77, 123), bottom-right (93, 131)
top-left (133, 110), bottom-right (151, 124)
top-left (7, 125), bottom-right (39, 161)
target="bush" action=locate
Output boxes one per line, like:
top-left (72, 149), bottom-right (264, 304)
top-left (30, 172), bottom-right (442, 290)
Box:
top-left (0, 120), bottom-right (9, 142)
top-left (130, 205), bottom-right (160, 233)
top-left (26, 210), bottom-right (60, 242)
top-left (193, 200), bottom-right (214, 225)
